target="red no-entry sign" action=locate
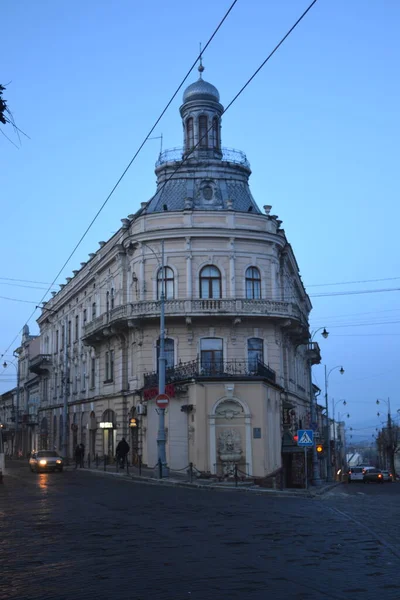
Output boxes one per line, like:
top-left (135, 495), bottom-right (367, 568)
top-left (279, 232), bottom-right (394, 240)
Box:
top-left (155, 394), bottom-right (169, 409)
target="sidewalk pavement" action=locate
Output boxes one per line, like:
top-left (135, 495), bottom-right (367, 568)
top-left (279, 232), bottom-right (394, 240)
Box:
top-left (66, 462), bottom-right (341, 498)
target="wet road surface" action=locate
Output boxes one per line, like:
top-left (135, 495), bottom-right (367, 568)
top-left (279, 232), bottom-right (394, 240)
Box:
top-left (1, 462), bottom-right (400, 600)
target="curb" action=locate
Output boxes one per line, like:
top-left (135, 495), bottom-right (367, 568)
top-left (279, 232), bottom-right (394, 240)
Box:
top-left (72, 466), bottom-right (343, 497)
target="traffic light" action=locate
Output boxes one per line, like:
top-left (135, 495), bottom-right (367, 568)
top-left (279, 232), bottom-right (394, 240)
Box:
top-left (316, 443), bottom-right (324, 457)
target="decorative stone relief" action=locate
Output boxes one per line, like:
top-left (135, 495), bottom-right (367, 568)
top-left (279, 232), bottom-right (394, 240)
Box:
top-left (194, 179), bottom-right (222, 208)
top-left (218, 428), bottom-right (243, 476)
top-left (216, 400), bottom-right (243, 419)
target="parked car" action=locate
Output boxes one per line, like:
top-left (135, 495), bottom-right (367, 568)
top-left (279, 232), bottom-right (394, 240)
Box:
top-left (29, 450), bottom-right (64, 473)
top-left (380, 470), bottom-right (393, 482)
top-left (348, 466), bottom-right (375, 482)
top-left (363, 468), bottom-right (383, 483)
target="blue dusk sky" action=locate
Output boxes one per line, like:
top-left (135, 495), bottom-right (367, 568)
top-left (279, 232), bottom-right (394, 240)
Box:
top-left (1, 0), bottom-right (399, 440)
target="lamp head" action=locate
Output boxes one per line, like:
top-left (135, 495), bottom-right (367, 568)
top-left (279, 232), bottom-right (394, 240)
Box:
top-left (339, 367), bottom-right (344, 375)
top-left (376, 399), bottom-right (380, 405)
top-left (321, 328), bottom-right (329, 339)
top-left (2, 361), bottom-right (7, 369)
top-left (343, 400), bottom-right (347, 406)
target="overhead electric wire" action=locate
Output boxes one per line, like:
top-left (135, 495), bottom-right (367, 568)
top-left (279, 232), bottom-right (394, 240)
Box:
top-left (0, 0), bottom-right (239, 360)
top-left (0, 295), bottom-right (39, 305)
top-left (307, 276), bottom-right (400, 288)
top-left (310, 287), bottom-right (400, 298)
top-left (0, 276), bottom-right (55, 285)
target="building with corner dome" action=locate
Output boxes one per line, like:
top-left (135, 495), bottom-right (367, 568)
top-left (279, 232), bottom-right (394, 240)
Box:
top-left (31, 65), bottom-right (321, 485)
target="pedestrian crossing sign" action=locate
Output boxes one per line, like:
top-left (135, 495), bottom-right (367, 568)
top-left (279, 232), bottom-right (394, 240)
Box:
top-left (297, 429), bottom-right (314, 447)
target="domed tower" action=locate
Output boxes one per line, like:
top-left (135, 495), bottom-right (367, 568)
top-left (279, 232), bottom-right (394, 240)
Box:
top-left (145, 63), bottom-right (260, 214)
top-left (180, 61), bottom-right (223, 160)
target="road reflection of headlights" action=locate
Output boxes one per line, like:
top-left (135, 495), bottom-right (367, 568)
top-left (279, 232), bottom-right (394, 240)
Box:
top-left (39, 459), bottom-right (47, 466)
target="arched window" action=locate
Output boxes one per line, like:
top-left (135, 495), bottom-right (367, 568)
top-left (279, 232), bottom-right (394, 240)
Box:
top-left (157, 338), bottom-right (175, 372)
top-left (110, 288), bottom-right (115, 310)
top-left (248, 338), bottom-right (264, 372)
top-left (186, 117), bottom-right (194, 149)
top-left (92, 301), bottom-right (97, 319)
top-left (212, 117), bottom-right (219, 149)
top-left (200, 266), bottom-right (221, 299)
top-left (157, 267), bottom-right (174, 300)
top-left (199, 115), bottom-right (208, 148)
top-left (245, 267), bottom-right (261, 299)
top-left (106, 291), bottom-right (110, 313)
top-left (200, 338), bottom-right (223, 374)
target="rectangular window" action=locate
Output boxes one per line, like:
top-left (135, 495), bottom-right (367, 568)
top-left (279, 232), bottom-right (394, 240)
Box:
top-left (90, 358), bottom-right (96, 388)
top-left (92, 302), bottom-right (97, 320)
top-left (67, 321), bottom-right (72, 346)
top-left (157, 338), bottom-right (174, 373)
top-left (54, 373), bottom-right (58, 397)
top-left (43, 378), bottom-right (48, 401)
top-left (105, 350), bottom-right (114, 382)
top-left (200, 338), bottom-right (223, 375)
top-left (55, 330), bottom-right (59, 353)
top-left (82, 364), bottom-right (86, 391)
top-left (75, 315), bottom-right (79, 342)
top-left (61, 325), bottom-right (65, 349)
top-left (247, 338), bottom-right (264, 372)
top-left (83, 309), bottom-right (87, 324)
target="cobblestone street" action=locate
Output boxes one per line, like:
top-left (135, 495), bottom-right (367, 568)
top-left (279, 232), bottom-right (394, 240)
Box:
top-left (1, 462), bottom-right (400, 600)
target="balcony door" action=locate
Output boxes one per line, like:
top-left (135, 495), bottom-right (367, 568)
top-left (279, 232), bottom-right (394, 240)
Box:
top-left (200, 338), bottom-right (223, 375)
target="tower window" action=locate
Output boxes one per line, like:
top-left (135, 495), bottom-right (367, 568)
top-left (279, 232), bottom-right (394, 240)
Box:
top-left (186, 117), bottom-right (194, 149)
top-left (199, 116), bottom-right (208, 148)
top-left (212, 117), bottom-right (219, 149)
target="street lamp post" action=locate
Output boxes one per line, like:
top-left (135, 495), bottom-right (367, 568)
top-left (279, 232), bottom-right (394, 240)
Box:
top-left (138, 239), bottom-right (169, 477)
top-left (307, 327), bottom-right (329, 487)
top-left (325, 365), bottom-right (345, 482)
top-left (333, 403), bottom-right (349, 474)
top-left (376, 398), bottom-right (394, 475)
top-left (2, 358), bottom-right (20, 456)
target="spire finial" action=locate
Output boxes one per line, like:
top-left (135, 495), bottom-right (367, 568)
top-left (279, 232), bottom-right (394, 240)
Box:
top-left (198, 42), bottom-right (204, 78)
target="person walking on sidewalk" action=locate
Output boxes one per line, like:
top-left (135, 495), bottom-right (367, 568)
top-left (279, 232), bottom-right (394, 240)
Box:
top-left (116, 437), bottom-right (130, 468)
top-left (74, 444), bottom-right (82, 469)
top-left (79, 443), bottom-right (85, 468)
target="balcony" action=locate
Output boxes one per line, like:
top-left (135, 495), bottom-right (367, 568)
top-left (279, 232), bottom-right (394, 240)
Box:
top-left (143, 359), bottom-right (276, 389)
top-left (83, 299), bottom-right (307, 345)
top-left (155, 146), bottom-right (251, 170)
top-left (306, 342), bottom-right (322, 366)
top-left (29, 354), bottom-right (52, 375)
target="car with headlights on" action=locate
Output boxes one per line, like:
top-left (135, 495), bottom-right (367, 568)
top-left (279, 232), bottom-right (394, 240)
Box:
top-left (363, 468), bottom-right (383, 484)
top-left (29, 450), bottom-right (64, 472)
top-left (380, 470), bottom-right (393, 482)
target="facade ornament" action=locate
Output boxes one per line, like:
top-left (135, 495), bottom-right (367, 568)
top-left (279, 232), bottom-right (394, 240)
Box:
top-left (218, 428), bottom-right (243, 477)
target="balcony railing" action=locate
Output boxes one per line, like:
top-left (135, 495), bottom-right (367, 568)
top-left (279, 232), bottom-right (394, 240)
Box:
top-left (143, 359), bottom-right (276, 389)
top-left (83, 298), bottom-right (307, 341)
top-left (155, 146), bottom-right (250, 169)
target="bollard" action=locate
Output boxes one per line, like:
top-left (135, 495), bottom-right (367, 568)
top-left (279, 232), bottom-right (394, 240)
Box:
top-left (0, 469), bottom-right (3, 484)
top-left (126, 458), bottom-right (129, 475)
top-left (158, 457), bottom-right (162, 479)
top-left (234, 464), bottom-right (238, 487)
top-left (189, 462), bottom-right (193, 483)
top-left (138, 455), bottom-right (142, 476)
top-left (104, 455), bottom-right (107, 471)
top-left (88, 453), bottom-right (91, 469)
